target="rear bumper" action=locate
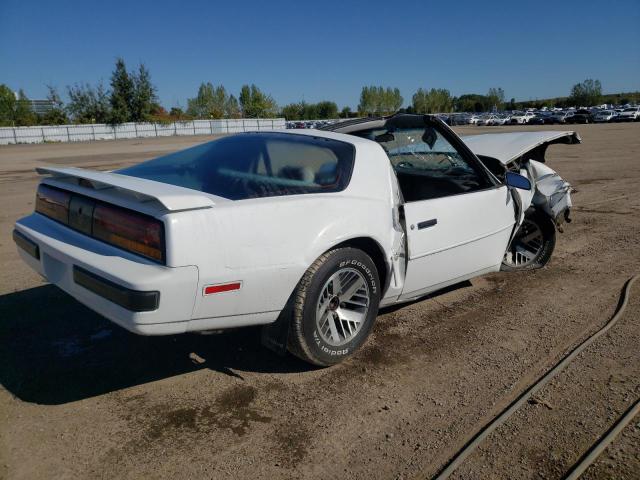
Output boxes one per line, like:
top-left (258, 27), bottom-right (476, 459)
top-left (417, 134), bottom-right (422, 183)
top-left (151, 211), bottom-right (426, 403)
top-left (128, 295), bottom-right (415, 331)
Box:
top-left (72, 266), bottom-right (160, 312)
top-left (14, 213), bottom-right (199, 335)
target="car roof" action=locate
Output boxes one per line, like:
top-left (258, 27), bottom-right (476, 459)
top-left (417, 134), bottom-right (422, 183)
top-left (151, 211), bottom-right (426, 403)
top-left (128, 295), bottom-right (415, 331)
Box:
top-left (319, 113), bottom-right (457, 135)
top-left (270, 126), bottom-right (377, 148)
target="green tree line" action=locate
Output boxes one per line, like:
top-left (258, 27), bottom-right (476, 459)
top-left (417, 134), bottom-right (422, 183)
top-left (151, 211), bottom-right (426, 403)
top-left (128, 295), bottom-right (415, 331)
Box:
top-left (0, 58), bottom-right (283, 126)
top-left (2, 71), bottom-right (637, 127)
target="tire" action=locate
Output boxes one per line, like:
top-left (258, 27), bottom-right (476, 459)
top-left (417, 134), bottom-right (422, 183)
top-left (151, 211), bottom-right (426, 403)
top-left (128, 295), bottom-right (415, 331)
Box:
top-left (288, 248), bottom-right (381, 366)
top-left (501, 211), bottom-right (556, 271)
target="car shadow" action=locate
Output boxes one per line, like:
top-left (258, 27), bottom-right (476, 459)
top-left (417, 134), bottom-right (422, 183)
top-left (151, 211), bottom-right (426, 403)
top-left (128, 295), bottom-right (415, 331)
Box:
top-left (379, 280), bottom-right (473, 314)
top-left (0, 285), bottom-right (312, 405)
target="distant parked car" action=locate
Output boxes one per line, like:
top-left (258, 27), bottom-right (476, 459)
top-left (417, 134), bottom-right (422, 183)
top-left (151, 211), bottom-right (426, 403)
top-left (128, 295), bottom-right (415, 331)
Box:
top-left (450, 113), bottom-right (471, 126)
top-left (541, 112), bottom-right (558, 125)
top-left (468, 114), bottom-right (484, 125)
top-left (616, 106), bottom-right (640, 122)
top-left (550, 111), bottom-right (574, 124)
top-left (593, 110), bottom-right (617, 123)
top-left (487, 114), bottom-right (512, 126)
top-left (475, 115), bottom-right (493, 126)
top-left (510, 112), bottom-right (536, 124)
top-left (526, 114), bottom-right (546, 125)
top-left (566, 109), bottom-right (593, 124)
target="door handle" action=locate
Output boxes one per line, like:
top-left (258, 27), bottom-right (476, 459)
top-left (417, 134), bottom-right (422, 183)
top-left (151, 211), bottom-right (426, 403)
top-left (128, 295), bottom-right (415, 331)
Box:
top-left (417, 219), bottom-right (438, 230)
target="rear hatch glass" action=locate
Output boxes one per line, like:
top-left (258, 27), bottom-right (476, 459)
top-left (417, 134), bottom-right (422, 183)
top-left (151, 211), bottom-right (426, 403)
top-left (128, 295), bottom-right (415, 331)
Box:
top-left (118, 132), bottom-right (355, 200)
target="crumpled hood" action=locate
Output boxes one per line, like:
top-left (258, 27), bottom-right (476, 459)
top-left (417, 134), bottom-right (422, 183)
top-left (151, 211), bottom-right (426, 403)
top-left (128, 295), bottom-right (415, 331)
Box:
top-left (462, 131), bottom-right (581, 165)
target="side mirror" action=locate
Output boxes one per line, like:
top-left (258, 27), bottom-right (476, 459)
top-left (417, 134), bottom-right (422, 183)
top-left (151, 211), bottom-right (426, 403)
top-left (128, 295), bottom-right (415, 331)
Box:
top-left (505, 171), bottom-right (532, 190)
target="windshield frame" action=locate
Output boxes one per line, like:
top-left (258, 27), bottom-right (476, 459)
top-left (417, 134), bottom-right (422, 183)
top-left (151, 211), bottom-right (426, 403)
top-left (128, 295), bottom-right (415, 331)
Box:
top-left (347, 114), bottom-right (500, 191)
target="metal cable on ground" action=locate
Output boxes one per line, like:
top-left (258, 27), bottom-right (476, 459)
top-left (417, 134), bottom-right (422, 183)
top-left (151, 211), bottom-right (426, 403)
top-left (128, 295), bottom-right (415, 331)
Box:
top-left (432, 274), bottom-right (639, 480)
top-left (563, 398), bottom-right (640, 480)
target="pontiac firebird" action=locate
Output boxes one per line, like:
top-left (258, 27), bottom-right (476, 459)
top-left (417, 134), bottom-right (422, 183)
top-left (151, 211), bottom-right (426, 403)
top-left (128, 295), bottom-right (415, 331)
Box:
top-left (13, 114), bottom-right (580, 366)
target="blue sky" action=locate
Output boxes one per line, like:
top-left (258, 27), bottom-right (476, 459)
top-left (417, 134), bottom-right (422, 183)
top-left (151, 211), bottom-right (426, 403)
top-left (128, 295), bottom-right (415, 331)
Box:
top-left (1, 0), bottom-right (639, 109)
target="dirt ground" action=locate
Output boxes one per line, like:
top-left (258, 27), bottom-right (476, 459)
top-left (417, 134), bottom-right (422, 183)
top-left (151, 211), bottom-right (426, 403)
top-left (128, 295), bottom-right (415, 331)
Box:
top-left (0, 124), bottom-right (639, 480)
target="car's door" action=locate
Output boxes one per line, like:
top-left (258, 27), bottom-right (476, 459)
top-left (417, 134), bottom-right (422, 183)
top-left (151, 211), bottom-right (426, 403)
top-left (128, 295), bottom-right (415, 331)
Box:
top-left (395, 126), bottom-right (515, 301)
top-left (400, 187), bottom-right (515, 300)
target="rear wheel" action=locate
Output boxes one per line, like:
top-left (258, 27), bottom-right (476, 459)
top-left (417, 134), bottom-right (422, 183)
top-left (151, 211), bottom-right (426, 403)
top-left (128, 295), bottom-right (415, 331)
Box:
top-left (501, 211), bottom-right (556, 271)
top-left (288, 248), bottom-right (381, 366)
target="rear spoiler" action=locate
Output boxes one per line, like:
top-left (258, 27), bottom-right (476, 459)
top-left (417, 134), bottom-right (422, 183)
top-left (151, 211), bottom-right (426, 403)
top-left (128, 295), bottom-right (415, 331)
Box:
top-left (36, 166), bottom-right (225, 212)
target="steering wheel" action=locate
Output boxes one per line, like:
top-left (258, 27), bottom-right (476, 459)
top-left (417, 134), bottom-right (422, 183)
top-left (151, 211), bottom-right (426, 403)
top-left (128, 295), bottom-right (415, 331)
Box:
top-left (438, 154), bottom-right (457, 167)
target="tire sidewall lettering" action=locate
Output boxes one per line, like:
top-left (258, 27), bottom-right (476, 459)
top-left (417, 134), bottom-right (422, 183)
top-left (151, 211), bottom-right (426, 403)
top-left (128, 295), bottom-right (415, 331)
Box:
top-left (313, 331), bottom-right (349, 356)
top-left (338, 259), bottom-right (377, 294)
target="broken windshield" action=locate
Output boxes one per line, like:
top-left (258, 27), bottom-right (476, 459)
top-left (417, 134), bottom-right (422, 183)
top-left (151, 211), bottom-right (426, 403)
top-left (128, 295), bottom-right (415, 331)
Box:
top-left (357, 127), bottom-right (478, 176)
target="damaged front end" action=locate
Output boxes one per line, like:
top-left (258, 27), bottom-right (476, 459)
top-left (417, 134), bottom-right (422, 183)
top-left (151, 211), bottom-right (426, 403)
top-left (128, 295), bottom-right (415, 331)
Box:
top-left (463, 131), bottom-right (580, 228)
top-left (526, 160), bottom-right (572, 228)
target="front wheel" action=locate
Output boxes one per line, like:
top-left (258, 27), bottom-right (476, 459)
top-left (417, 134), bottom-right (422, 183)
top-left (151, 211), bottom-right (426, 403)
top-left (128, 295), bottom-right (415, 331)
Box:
top-left (288, 248), bottom-right (381, 366)
top-left (501, 212), bottom-right (556, 271)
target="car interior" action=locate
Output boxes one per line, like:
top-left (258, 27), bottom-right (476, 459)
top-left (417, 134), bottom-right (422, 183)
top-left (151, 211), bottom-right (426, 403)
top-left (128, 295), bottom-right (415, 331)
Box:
top-left (119, 133), bottom-right (353, 201)
top-left (351, 124), bottom-right (493, 202)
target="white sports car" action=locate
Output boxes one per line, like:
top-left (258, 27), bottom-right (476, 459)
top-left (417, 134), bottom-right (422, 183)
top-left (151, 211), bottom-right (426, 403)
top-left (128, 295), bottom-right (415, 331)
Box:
top-left (13, 115), bottom-right (579, 366)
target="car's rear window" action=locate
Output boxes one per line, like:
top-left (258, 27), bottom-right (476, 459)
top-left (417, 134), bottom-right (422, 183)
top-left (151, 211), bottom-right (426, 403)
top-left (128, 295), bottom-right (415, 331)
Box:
top-left (118, 132), bottom-right (355, 200)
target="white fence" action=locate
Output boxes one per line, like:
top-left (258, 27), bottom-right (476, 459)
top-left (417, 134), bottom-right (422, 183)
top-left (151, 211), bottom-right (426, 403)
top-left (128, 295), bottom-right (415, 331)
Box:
top-left (0, 118), bottom-right (287, 145)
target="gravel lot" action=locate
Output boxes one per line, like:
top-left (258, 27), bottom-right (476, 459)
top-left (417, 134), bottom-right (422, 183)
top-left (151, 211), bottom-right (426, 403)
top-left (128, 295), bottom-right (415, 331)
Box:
top-left (1, 123), bottom-right (639, 479)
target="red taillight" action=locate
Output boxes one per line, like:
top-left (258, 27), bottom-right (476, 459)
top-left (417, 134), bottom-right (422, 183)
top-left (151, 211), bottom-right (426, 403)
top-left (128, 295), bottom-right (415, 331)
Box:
top-left (35, 185), bottom-right (71, 224)
top-left (93, 204), bottom-right (164, 262)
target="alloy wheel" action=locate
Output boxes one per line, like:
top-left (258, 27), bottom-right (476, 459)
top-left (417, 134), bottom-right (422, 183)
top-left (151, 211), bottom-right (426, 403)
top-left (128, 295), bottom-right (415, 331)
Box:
top-left (315, 268), bottom-right (370, 346)
top-left (503, 219), bottom-right (544, 268)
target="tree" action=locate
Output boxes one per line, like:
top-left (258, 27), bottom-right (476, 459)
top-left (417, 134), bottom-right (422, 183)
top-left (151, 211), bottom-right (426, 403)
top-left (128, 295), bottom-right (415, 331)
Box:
top-left (209, 84), bottom-right (227, 119)
top-left (315, 101), bottom-right (338, 119)
top-left (67, 82), bottom-right (111, 123)
top-left (109, 57), bottom-right (134, 124)
top-left (340, 106), bottom-right (352, 118)
top-left (14, 89), bottom-right (37, 126)
top-left (486, 87), bottom-right (505, 111)
top-left (280, 100), bottom-right (338, 120)
top-left (569, 78), bottom-right (602, 107)
top-left (187, 83), bottom-right (213, 118)
top-left (412, 88), bottom-right (453, 113)
top-left (187, 82), bottom-right (230, 119)
top-left (169, 106), bottom-right (187, 119)
top-left (358, 86), bottom-right (373, 115)
top-left (358, 86), bottom-right (403, 115)
top-left (239, 84), bottom-right (277, 118)
top-left (131, 63), bottom-right (158, 122)
top-left (225, 94), bottom-right (241, 118)
top-left (281, 102), bottom-right (304, 120)
top-left (455, 94), bottom-right (490, 112)
top-left (390, 88), bottom-right (403, 112)
top-left (41, 85), bottom-right (68, 125)
top-left (0, 84), bottom-right (16, 126)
